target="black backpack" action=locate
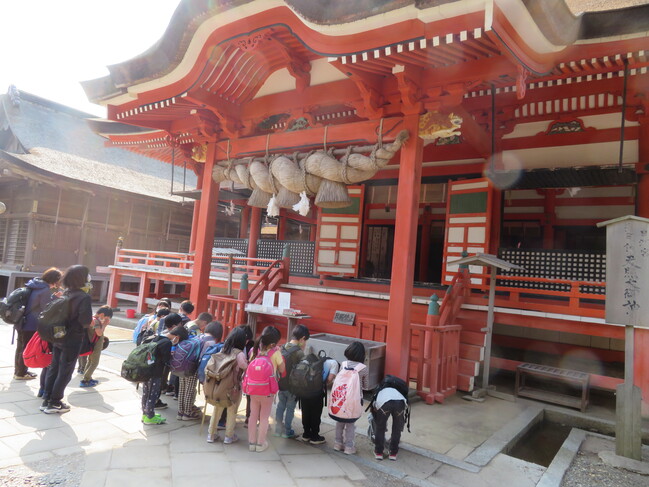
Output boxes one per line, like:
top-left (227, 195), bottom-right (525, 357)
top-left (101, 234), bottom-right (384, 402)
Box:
top-left (0, 287), bottom-right (32, 329)
top-left (37, 294), bottom-right (71, 344)
top-left (288, 350), bottom-right (327, 398)
top-left (366, 374), bottom-right (411, 432)
top-left (278, 343), bottom-right (302, 391)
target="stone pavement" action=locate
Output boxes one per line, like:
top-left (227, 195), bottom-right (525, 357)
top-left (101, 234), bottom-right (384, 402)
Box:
top-left (1, 320), bottom-right (646, 487)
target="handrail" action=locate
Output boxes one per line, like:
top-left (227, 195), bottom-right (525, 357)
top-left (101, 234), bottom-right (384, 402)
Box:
top-left (248, 259), bottom-right (285, 303)
top-left (206, 294), bottom-right (245, 336)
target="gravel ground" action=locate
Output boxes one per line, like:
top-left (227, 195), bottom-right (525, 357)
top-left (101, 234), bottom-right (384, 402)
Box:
top-left (562, 436), bottom-right (649, 487)
top-left (0, 452), bottom-right (84, 487)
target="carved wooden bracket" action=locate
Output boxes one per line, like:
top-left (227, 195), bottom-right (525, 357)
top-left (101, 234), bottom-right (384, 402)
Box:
top-left (267, 35), bottom-right (311, 93)
top-left (393, 65), bottom-right (423, 115)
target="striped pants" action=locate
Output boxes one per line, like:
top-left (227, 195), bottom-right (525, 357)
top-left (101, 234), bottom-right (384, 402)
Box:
top-left (177, 373), bottom-right (198, 416)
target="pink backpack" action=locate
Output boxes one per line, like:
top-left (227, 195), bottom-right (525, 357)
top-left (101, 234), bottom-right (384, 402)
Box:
top-left (242, 353), bottom-right (278, 396)
top-left (328, 361), bottom-right (365, 421)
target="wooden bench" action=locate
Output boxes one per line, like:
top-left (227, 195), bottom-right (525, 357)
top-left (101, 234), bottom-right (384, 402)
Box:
top-left (515, 363), bottom-right (590, 412)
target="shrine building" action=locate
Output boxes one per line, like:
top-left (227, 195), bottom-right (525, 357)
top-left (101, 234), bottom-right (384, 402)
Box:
top-left (82, 0), bottom-right (649, 412)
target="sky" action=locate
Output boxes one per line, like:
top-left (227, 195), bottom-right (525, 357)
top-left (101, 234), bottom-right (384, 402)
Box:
top-left (0, 1), bottom-right (181, 117)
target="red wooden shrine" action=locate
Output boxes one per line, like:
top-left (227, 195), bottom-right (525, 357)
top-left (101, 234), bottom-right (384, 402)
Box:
top-left (84, 0), bottom-right (649, 411)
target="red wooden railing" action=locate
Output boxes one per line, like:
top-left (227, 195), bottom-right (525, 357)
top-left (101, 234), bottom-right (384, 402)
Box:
top-left (410, 322), bottom-right (461, 404)
top-left (467, 273), bottom-right (606, 318)
top-left (206, 294), bottom-right (245, 337)
top-left (114, 248), bottom-right (282, 279)
top-left (248, 260), bottom-right (288, 304)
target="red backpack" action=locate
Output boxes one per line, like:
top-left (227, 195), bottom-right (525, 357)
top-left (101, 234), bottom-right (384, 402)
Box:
top-left (23, 332), bottom-right (52, 368)
top-left (242, 354), bottom-right (278, 396)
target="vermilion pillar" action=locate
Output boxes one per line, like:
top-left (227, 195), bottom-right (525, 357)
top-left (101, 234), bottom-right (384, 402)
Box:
top-left (239, 206), bottom-right (251, 238)
top-left (385, 114), bottom-right (423, 378)
top-left (247, 207), bottom-right (262, 259)
top-left (189, 144), bottom-right (219, 314)
top-left (189, 170), bottom-right (203, 252)
top-left (418, 206), bottom-right (432, 281)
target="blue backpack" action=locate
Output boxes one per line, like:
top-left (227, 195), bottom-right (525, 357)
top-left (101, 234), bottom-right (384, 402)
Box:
top-left (132, 315), bottom-right (150, 343)
top-left (169, 337), bottom-right (203, 377)
top-left (198, 342), bottom-right (223, 384)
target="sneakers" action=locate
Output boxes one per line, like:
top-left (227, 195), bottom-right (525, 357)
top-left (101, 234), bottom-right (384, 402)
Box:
top-left (206, 433), bottom-right (220, 443)
top-left (14, 373), bottom-right (36, 380)
top-left (44, 401), bottom-right (70, 414)
top-left (217, 421), bottom-right (226, 430)
top-left (389, 453), bottom-right (398, 461)
top-left (374, 452), bottom-right (384, 460)
top-left (333, 443), bottom-right (343, 451)
top-left (79, 379), bottom-right (98, 387)
top-left (165, 390), bottom-right (175, 396)
top-left (281, 430), bottom-right (297, 439)
top-left (249, 443), bottom-right (257, 452)
top-left (154, 399), bottom-right (168, 410)
top-left (255, 442), bottom-right (269, 452)
top-left (310, 435), bottom-right (326, 445)
top-left (224, 434), bottom-right (239, 444)
top-left (344, 446), bottom-right (356, 455)
top-left (181, 411), bottom-right (201, 421)
top-left (37, 388), bottom-right (44, 398)
top-left (39, 399), bottom-right (49, 411)
top-left (142, 414), bottom-right (166, 425)
top-left (300, 434), bottom-right (311, 443)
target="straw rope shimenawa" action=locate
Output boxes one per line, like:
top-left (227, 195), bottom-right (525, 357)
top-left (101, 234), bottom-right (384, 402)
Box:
top-left (213, 129), bottom-right (409, 209)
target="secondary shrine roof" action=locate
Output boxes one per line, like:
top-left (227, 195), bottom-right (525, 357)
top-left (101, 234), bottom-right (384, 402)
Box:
top-left (0, 89), bottom-right (195, 201)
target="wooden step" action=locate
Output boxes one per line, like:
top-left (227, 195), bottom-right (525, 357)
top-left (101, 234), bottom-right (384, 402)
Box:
top-left (457, 373), bottom-right (475, 392)
top-left (459, 343), bottom-right (484, 362)
top-left (454, 315), bottom-right (486, 333)
top-left (459, 358), bottom-right (480, 377)
top-left (460, 330), bottom-right (486, 347)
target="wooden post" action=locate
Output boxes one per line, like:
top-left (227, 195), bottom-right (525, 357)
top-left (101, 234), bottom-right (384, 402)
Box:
top-left (189, 169), bottom-right (203, 252)
top-left (239, 206), bottom-right (251, 239)
top-left (137, 275), bottom-right (150, 314)
top-left (227, 254), bottom-right (233, 296)
top-left (247, 207), bottom-right (261, 260)
top-left (481, 266), bottom-right (497, 391)
top-left (106, 268), bottom-right (121, 309)
top-left (386, 115), bottom-right (423, 378)
top-left (418, 207), bottom-right (432, 281)
top-left (189, 143), bottom-right (219, 314)
top-left (616, 325), bottom-right (642, 459)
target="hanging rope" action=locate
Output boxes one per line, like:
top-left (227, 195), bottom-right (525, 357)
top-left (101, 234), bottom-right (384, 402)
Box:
top-left (323, 125), bottom-right (328, 152)
top-left (378, 118), bottom-right (384, 149)
top-left (340, 145), bottom-right (353, 185)
top-left (297, 151), bottom-right (316, 196)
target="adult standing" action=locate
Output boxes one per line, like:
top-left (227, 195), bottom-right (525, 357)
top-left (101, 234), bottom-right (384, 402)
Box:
top-left (14, 268), bottom-right (62, 385)
top-left (42, 265), bottom-right (93, 414)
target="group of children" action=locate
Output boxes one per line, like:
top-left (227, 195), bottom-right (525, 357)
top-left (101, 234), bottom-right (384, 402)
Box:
top-left (134, 308), bottom-right (410, 460)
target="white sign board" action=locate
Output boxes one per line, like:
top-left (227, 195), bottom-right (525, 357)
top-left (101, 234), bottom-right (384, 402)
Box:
top-left (599, 216), bottom-right (649, 328)
top-left (262, 291), bottom-right (276, 308)
top-left (277, 292), bottom-right (291, 310)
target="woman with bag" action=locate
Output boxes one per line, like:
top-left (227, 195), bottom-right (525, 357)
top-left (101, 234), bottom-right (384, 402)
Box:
top-left (41, 266), bottom-right (93, 414)
top-left (243, 326), bottom-right (285, 452)
top-left (15, 267), bottom-right (61, 393)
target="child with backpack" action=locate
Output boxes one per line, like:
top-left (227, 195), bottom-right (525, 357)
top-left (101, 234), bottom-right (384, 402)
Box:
top-left (299, 355), bottom-right (339, 444)
top-left (205, 327), bottom-right (248, 444)
top-left (328, 341), bottom-right (369, 455)
top-left (138, 318), bottom-right (176, 425)
top-left (78, 305), bottom-right (113, 387)
top-left (243, 326), bottom-right (285, 452)
top-left (367, 375), bottom-right (410, 461)
top-left (169, 325), bottom-right (202, 421)
top-left (275, 324), bottom-right (309, 438)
